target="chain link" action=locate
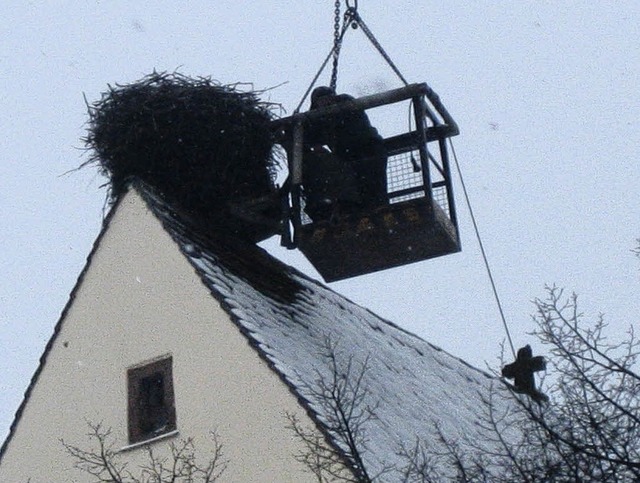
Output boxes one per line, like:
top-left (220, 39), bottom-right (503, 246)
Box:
top-left (330, 0), bottom-right (341, 91)
top-left (297, 0), bottom-right (407, 111)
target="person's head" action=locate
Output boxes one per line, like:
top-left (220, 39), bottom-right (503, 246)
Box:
top-left (310, 86), bottom-right (336, 109)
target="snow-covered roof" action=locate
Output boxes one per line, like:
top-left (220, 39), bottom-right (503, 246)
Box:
top-left (139, 184), bottom-right (496, 478)
top-left (0, 178), bottom-right (497, 476)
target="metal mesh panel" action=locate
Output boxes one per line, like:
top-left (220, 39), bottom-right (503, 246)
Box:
top-left (296, 147), bottom-right (453, 221)
top-left (433, 185), bottom-right (450, 217)
top-left (389, 190), bottom-right (425, 204)
top-left (387, 150), bottom-right (425, 204)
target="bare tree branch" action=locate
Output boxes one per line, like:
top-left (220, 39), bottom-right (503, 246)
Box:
top-left (288, 336), bottom-right (395, 482)
top-left (286, 411), bottom-right (356, 482)
top-left (416, 282), bottom-right (640, 482)
top-left (62, 422), bottom-right (227, 482)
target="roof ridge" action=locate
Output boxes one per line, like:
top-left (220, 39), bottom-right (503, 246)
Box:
top-left (135, 180), bottom-right (497, 477)
top-left (135, 180), bottom-right (305, 305)
top-left (135, 179), bottom-right (493, 381)
top-left (2, 180), bottom-right (496, 478)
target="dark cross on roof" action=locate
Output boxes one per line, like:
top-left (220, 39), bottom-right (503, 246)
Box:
top-left (502, 345), bottom-right (548, 404)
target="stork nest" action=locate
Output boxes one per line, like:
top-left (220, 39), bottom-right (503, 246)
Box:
top-left (84, 71), bottom-right (281, 239)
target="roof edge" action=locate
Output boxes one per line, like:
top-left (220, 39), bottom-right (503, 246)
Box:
top-left (135, 181), bottom-right (493, 478)
top-left (134, 183), bottom-right (360, 478)
top-left (0, 188), bottom-right (129, 464)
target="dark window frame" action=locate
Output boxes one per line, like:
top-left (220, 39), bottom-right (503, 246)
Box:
top-left (127, 356), bottom-right (176, 444)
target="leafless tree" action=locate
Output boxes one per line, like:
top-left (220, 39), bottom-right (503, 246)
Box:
top-left (408, 284), bottom-right (640, 482)
top-left (288, 279), bottom-right (640, 482)
top-left (62, 421), bottom-right (227, 482)
top-left (286, 413), bottom-right (351, 482)
top-left (524, 286), bottom-right (640, 478)
top-left (287, 337), bottom-right (396, 482)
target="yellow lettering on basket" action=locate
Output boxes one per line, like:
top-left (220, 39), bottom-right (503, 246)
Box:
top-left (356, 217), bottom-right (374, 234)
top-left (383, 213), bottom-right (398, 228)
top-left (312, 228), bottom-right (327, 242)
top-left (403, 207), bottom-right (421, 223)
top-left (333, 223), bottom-right (348, 239)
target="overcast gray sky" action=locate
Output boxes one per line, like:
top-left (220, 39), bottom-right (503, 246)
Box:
top-left (1, 2), bottom-right (639, 443)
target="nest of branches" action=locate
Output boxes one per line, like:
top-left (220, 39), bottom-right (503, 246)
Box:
top-left (84, 72), bottom-right (281, 240)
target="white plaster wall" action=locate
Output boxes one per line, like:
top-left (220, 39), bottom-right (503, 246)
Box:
top-left (0, 190), bottom-right (330, 482)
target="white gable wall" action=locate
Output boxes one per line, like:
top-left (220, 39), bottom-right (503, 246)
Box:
top-left (0, 190), bottom-right (328, 482)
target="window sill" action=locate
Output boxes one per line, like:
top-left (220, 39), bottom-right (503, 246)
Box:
top-left (119, 429), bottom-right (180, 453)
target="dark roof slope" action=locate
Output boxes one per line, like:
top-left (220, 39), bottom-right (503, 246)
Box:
top-left (0, 181), bottom-right (498, 476)
top-left (139, 184), bottom-right (496, 478)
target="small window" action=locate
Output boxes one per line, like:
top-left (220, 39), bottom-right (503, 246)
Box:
top-left (127, 356), bottom-right (176, 444)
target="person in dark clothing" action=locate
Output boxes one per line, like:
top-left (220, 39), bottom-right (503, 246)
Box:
top-left (300, 87), bottom-right (359, 221)
top-left (303, 86), bottom-right (388, 219)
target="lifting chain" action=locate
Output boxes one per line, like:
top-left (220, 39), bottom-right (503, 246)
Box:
top-left (331, 0), bottom-right (407, 89)
top-left (295, 0), bottom-right (407, 112)
top-left (330, 0), bottom-right (342, 91)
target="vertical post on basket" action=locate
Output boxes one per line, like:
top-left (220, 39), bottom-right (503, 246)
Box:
top-left (413, 95), bottom-right (433, 206)
top-left (290, 119), bottom-right (304, 247)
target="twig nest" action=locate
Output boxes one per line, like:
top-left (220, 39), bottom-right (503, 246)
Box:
top-left (85, 71), bottom-right (280, 240)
